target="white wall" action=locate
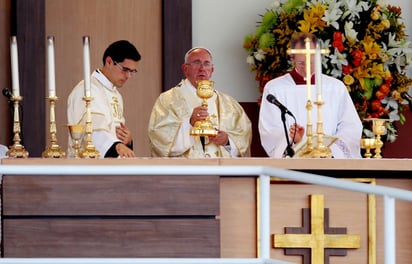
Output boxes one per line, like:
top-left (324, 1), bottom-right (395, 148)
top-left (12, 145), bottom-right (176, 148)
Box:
top-left (192, 0), bottom-right (412, 102)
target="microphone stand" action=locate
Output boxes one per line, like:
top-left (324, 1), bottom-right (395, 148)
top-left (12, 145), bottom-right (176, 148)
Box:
top-left (281, 110), bottom-right (295, 158)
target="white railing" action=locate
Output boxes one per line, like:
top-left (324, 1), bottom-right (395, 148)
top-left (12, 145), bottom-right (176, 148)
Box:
top-left (0, 258), bottom-right (291, 264)
top-left (1, 164), bottom-right (412, 264)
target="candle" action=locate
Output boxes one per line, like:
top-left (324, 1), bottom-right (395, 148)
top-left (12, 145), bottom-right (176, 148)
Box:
top-left (10, 36), bottom-right (20, 97)
top-left (304, 38), bottom-right (311, 102)
top-left (315, 41), bottom-right (322, 100)
top-left (83, 36), bottom-right (91, 97)
top-left (47, 36), bottom-right (56, 98)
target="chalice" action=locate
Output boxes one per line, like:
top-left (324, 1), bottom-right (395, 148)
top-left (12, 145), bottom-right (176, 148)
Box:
top-left (67, 124), bottom-right (85, 158)
top-left (190, 80), bottom-right (218, 137)
top-left (360, 138), bottom-right (376, 159)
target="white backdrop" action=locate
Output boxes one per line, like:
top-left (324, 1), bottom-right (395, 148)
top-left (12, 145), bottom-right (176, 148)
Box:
top-left (192, 0), bottom-right (412, 102)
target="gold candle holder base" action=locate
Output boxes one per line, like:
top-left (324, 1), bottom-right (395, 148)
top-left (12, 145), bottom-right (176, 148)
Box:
top-left (311, 145), bottom-right (333, 158)
top-left (7, 143), bottom-right (29, 158)
top-left (79, 145), bottom-right (100, 159)
top-left (295, 134), bottom-right (336, 158)
top-left (42, 145), bottom-right (66, 158)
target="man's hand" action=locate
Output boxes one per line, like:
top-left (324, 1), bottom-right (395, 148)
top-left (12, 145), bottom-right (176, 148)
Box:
top-left (209, 129), bottom-right (229, 146)
top-left (289, 123), bottom-right (305, 143)
top-left (190, 106), bottom-right (209, 126)
top-left (115, 143), bottom-right (136, 158)
top-left (116, 123), bottom-right (133, 145)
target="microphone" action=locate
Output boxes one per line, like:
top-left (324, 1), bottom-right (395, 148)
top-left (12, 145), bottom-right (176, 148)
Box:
top-left (2, 88), bottom-right (13, 99)
top-left (401, 92), bottom-right (412, 104)
top-left (266, 94), bottom-right (294, 117)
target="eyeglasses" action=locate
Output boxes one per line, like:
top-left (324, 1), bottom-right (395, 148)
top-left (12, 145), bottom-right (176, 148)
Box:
top-left (114, 61), bottom-right (138, 75)
top-left (186, 60), bottom-right (213, 69)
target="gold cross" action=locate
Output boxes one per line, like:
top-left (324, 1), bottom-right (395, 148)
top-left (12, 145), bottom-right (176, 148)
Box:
top-left (273, 194), bottom-right (360, 264)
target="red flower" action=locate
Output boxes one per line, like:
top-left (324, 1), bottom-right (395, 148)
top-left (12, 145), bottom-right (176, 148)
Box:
top-left (371, 99), bottom-right (382, 111)
top-left (332, 32), bottom-right (344, 52)
top-left (342, 65), bottom-right (352, 75)
top-left (351, 50), bottom-right (364, 67)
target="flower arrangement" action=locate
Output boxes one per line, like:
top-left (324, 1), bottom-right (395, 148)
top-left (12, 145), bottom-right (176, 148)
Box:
top-left (243, 0), bottom-right (412, 142)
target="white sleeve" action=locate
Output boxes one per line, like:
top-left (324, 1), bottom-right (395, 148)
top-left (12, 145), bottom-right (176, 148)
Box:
top-left (259, 85), bottom-right (288, 158)
top-left (170, 117), bottom-right (195, 156)
top-left (92, 130), bottom-right (119, 157)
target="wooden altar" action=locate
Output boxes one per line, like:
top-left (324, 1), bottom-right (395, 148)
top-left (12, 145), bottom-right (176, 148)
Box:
top-left (1, 158), bottom-right (411, 264)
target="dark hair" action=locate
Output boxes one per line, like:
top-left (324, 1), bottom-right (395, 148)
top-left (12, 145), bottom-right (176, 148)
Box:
top-left (290, 32), bottom-right (317, 48)
top-left (102, 40), bottom-right (141, 65)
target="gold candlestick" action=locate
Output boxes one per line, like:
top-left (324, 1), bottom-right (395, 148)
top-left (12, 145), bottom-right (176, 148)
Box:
top-left (42, 97), bottom-right (66, 158)
top-left (6, 95), bottom-right (29, 158)
top-left (311, 98), bottom-right (333, 158)
top-left (79, 96), bottom-right (100, 158)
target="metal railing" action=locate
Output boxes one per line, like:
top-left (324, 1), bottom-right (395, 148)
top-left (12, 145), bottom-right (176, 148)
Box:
top-left (1, 164), bottom-right (412, 264)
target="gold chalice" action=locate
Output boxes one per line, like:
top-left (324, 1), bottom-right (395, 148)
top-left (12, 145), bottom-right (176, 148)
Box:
top-left (67, 124), bottom-right (85, 158)
top-left (360, 138), bottom-right (376, 159)
top-left (190, 80), bottom-right (218, 137)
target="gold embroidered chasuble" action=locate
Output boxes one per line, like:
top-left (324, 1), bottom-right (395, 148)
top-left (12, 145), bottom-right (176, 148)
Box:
top-left (148, 80), bottom-right (252, 158)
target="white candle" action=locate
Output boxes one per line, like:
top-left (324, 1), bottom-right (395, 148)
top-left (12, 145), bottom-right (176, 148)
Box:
top-left (83, 36), bottom-right (91, 97)
top-left (47, 36), bottom-right (56, 98)
top-left (315, 41), bottom-right (322, 100)
top-left (304, 38), bottom-right (311, 102)
top-left (10, 36), bottom-right (20, 97)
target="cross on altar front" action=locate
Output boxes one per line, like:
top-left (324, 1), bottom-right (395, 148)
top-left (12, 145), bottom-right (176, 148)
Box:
top-left (273, 194), bottom-right (360, 264)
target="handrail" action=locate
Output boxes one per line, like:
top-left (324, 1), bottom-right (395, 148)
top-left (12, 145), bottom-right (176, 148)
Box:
top-left (0, 258), bottom-right (292, 264)
top-left (1, 164), bottom-right (412, 202)
top-left (1, 164), bottom-right (412, 264)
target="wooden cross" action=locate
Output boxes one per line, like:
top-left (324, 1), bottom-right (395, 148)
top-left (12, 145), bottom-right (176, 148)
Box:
top-left (273, 194), bottom-right (360, 264)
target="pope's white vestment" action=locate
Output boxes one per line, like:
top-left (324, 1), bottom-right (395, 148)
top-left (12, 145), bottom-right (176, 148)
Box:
top-left (259, 72), bottom-right (362, 158)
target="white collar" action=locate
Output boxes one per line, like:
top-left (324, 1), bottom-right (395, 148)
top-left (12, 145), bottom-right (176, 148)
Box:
top-left (92, 69), bottom-right (116, 90)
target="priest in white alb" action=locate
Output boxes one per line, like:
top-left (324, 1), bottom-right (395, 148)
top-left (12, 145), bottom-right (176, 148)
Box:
top-left (259, 32), bottom-right (362, 158)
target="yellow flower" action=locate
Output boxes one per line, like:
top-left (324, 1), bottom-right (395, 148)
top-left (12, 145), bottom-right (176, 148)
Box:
top-left (371, 11), bottom-right (380, 20)
top-left (298, 3), bottom-right (326, 33)
top-left (369, 63), bottom-right (386, 79)
top-left (343, 74), bottom-right (355, 85)
top-left (381, 19), bottom-right (390, 29)
top-left (362, 36), bottom-right (381, 60)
